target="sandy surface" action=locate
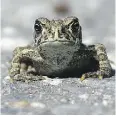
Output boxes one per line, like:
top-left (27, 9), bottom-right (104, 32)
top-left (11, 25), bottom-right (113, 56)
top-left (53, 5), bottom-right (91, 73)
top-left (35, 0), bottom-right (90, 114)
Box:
top-left (1, 76), bottom-right (115, 115)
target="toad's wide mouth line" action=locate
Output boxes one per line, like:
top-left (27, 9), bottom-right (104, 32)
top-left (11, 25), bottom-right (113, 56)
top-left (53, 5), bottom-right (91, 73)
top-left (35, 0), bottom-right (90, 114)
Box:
top-left (38, 40), bottom-right (75, 45)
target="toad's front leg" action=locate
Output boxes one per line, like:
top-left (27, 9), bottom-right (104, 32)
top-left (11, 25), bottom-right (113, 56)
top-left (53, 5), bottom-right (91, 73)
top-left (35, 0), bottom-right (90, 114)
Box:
top-left (9, 46), bottom-right (46, 82)
top-left (80, 44), bottom-right (113, 81)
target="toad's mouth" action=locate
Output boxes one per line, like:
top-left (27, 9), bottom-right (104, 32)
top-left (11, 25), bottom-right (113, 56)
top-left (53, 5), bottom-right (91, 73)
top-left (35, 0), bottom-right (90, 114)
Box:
top-left (38, 40), bottom-right (76, 46)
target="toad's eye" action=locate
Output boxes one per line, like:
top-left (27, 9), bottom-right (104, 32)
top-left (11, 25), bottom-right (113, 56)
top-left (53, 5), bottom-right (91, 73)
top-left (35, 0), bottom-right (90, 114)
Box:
top-left (34, 20), bottom-right (42, 34)
top-left (71, 22), bottom-right (79, 32)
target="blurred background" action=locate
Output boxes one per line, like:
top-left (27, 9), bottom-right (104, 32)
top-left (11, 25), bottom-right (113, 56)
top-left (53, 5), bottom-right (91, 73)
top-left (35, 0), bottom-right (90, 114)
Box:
top-left (1, 0), bottom-right (115, 78)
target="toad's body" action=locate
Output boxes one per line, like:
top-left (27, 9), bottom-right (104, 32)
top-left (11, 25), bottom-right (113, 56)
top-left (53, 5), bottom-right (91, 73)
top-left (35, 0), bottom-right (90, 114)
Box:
top-left (35, 42), bottom-right (98, 77)
top-left (9, 17), bottom-right (114, 81)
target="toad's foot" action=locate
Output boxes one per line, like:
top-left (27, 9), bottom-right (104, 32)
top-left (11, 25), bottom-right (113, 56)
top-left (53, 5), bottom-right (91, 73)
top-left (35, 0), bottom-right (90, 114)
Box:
top-left (19, 59), bottom-right (37, 75)
top-left (12, 74), bottom-right (48, 82)
top-left (80, 44), bottom-right (113, 81)
top-left (80, 71), bottom-right (104, 81)
top-left (9, 46), bottom-right (41, 80)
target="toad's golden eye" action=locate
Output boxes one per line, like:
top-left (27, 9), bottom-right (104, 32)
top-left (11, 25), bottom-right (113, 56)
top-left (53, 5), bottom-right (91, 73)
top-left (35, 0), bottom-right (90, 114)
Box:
top-left (34, 20), bottom-right (42, 34)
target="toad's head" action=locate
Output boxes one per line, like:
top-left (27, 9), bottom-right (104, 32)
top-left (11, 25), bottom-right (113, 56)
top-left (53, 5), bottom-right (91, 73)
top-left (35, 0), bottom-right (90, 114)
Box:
top-left (34, 16), bottom-right (82, 47)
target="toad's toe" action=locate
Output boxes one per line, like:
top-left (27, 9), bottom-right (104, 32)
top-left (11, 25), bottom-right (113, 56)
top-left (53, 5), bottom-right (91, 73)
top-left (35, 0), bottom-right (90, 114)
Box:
top-left (27, 65), bottom-right (37, 75)
top-left (80, 74), bottom-right (86, 81)
top-left (20, 62), bottom-right (28, 74)
top-left (98, 75), bottom-right (103, 80)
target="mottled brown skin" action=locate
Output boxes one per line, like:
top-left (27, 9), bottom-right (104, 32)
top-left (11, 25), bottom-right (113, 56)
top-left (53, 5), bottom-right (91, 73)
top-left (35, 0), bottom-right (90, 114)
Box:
top-left (9, 17), bottom-right (114, 82)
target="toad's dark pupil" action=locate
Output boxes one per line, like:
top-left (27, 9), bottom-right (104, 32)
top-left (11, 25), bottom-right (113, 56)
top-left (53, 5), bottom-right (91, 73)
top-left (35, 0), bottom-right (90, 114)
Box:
top-left (34, 24), bottom-right (42, 33)
top-left (72, 23), bottom-right (79, 32)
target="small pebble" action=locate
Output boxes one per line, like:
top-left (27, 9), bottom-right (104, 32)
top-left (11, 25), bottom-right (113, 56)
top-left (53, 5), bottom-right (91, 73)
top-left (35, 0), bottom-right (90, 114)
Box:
top-left (102, 100), bottom-right (108, 106)
top-left (43, 79), bottom-right (63, 85)
top-left (60, 98), bottom-right (68, 103)
top-left (31, 102), bottom-right (46, 108)
top-left (94, 102), bottom-right (98, 106)
top-left (78, 94), bottom-right (88, 101)
top-left (70, 100), bottom-right (75, 104)
top-left (7, 101), bottom-right (29, 108)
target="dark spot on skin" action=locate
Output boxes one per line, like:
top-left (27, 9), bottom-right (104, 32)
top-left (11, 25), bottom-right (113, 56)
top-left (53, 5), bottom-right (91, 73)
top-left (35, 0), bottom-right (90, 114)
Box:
top-left (20, 57), bottom-right (33, 66)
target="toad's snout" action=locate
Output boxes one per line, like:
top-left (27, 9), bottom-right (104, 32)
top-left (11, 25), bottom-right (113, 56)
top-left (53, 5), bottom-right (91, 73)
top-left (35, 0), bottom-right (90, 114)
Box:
top-left (53, 26), bottom-right (65, 39)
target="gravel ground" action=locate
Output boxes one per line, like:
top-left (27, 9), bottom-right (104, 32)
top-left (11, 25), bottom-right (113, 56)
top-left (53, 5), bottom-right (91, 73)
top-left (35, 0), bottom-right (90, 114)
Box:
top-left (1, 76), bottom-right (115, 115)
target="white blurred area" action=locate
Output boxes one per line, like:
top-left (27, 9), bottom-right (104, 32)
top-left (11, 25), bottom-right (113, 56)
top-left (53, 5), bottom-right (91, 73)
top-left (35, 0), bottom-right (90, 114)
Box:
top-left (1, 0), bottom-right (115, 76)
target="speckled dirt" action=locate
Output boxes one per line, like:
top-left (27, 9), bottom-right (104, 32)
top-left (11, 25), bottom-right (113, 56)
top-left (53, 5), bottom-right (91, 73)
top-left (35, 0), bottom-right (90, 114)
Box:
top-left (1, 76), bottom-right (115, 115)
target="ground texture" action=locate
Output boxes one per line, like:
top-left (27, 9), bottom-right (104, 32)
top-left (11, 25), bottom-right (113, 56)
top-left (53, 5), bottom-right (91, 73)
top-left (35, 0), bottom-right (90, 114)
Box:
top-left (1, 76), bottom-right (115, 115)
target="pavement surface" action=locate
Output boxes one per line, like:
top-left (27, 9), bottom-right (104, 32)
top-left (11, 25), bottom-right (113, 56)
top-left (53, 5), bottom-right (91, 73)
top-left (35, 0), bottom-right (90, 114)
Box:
top-left (1, 76), bottom-right (115, 115)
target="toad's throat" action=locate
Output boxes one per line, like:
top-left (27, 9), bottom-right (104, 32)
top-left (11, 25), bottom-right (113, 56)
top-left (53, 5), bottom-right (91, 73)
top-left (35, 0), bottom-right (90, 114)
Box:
top-left (39, 41), bottom-right (80, 56)
top-left (38, 43), bottom-right (79, 68)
